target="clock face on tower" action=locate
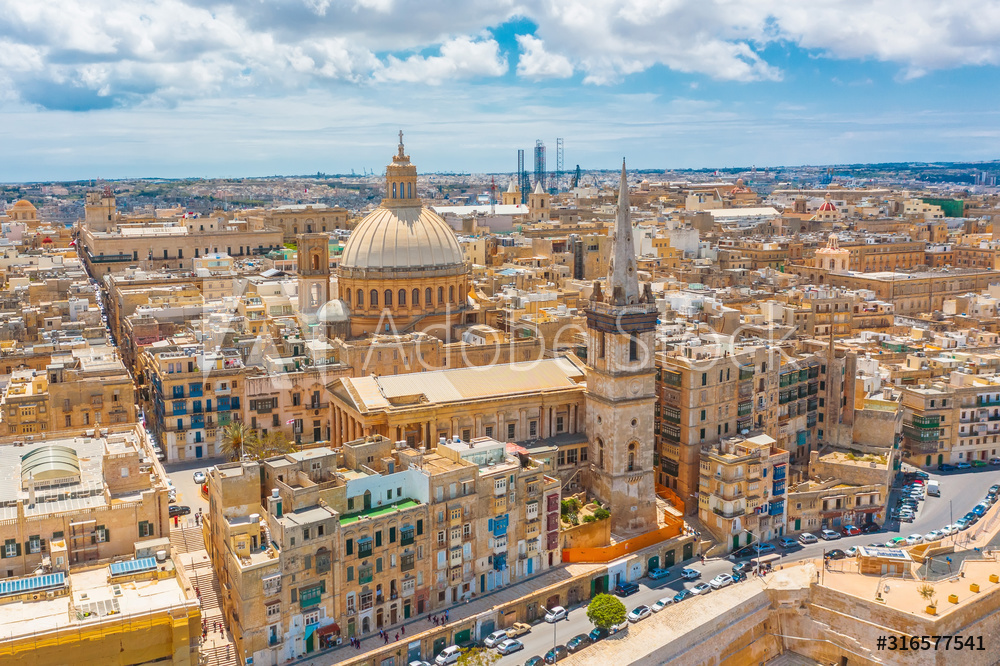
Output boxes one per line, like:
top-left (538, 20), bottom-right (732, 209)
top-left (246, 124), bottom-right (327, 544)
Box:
top-left (629, 379), bottom-right (642, 395)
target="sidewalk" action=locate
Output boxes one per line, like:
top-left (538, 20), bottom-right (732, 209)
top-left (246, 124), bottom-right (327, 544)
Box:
top-left (293, 563), bottom-right (604, 666)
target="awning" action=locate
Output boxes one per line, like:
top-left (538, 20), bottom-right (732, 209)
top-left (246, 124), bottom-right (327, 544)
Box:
top-left (317, 622), bottom-right (340, 637)
top-left (304, 624), bottom-right (317, 642)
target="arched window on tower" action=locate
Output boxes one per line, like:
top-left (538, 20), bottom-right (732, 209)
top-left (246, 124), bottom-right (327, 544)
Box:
top-left (412, 288), bottom-right (419, 305)
top-left (398, 289), bottom-right (406, 306)
top-left (629, 333), bottom-right (639, 362)
top-left (449, 285), bottom-right (455, 302)
top-left (438, 287), bottom-right (444, 304)
top-left (425, 287), bottom-right (433, 305)
top-left (370, 290), bottom-right (379, 307)
top-left (357, 289), bottom-right (364, 307)
top-left (345, 289), bottom-right (351, 305)
top-left (392, 183), bottom-right (397, 198)
top-left (312, 253), bottom-right (320, 271)
top-left (407, 183), bottom-right (412, 199)
top-left (598, 439), bottom-right (605, 469)
top-left (384, 290), bottom-right (392, 307)
top-left (627, 442), bottom-right (636, 472)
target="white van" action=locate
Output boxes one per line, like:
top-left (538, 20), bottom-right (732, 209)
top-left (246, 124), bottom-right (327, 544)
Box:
top-left (435, 645), bottom-right (461, 665)
top-left (926, 480), bottom-right (940, 497)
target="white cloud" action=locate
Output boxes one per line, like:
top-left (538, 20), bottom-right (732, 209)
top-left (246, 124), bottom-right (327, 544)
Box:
top-left (374, 37), bottom-right (507, 84)
top-left (515, 35), bottom-right (573, 79)
top-left (0, 0), bottom-right (999, 110)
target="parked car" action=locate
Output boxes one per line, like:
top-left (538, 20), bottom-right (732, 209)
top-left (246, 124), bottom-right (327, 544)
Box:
top-left (732, 571), bottom-right (747, 583)
top-left (524, 657), bottom-right (544, 666)
top-left (990, 458), bottom-right (1000, 466)
top-left (506, 623), bottom-right (531, 639)
top-left (825, 549), bottom-right (847, 560)
top-left (544, 607), bottom-right (568, 623)
top-left (679, 568), bottom-right (701, 580)
top-left (647, 567), bottom-right (671, 580)
top-left (956, 517), bottom-right (972, 530)
top-left (841, 525), bottom-right (861, 536)
top-left (484, 630), bottom-right (510, 648)
top-left (496, 639), bottom-right (524, 656)
top-left (991, 484), bottom-right (1000, 495)
top-left (820, 529), bottom-right (841, 541)
top-left (408, 661), bottom-right (432, 666)
top-left (971, 459), bottom-right (987, 468)
top-left (905, 534), bottom-right (924, 546)
top-left (565, 634), bottom-right (592, 654)
top-left (587, 627), bottom-right (609, 643)
top-left (940, 524), bottom-right (958, 536)
top-left (650, 596), bottom-right (674, 612)
top-left (898, 511), bottom-right (915, 523)
top-left (779, 537), bottom-right (798, 549)
top-left (798, 533), bottom-right (818, 544)
top-left (956, 462), bottom-right (971, 470)
top-left (435, 646), bottom-right (462, 666)
top-left (973, 504), bottom-right (988, 517)
top-left (543, 646), bottom-right (569, 664)
top-left (691, 583), bottom-right (712, 595)
top-left (614, 582), bottom-right (640, 597)
top-left (710, 574), bottom-right (734, 589)
top-left (192, 470), bottom-right (206, 484)
top-left (938, 463), bottom-right (957, 472)
top-left (751, 543), bottom-right (776, 555)
top-left (733, 561), bottom-right (754, 575)
top-left (845, 546), bottom-right (859, 557)
top-left (627, 605), bottom-right (651, 623)
top-left (964, 511), bottom-right (980, 524)
top-left (885, 537), bottom-right (907, 548)
top-left (169, 505), bottom-right (191, 518)
top-left (673, 589), bottom-right (694, 603)
top-left (862, 523), bottom-right (882, 534)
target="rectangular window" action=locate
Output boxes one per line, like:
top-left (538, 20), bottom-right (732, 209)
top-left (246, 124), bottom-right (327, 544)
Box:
top-left (567, 448), bottom-right (577, 465)
top-left (556, 416), bottom-right (565, 432)
top-left (507, 423), bottom-right (516, 440)
top-left (485, 426), bottom-right (494, 438)
top-left (138, 521), bottom-right (153, 538)
top-left (557, 450), bottom-right (565, 466)
top-left (529, 421), bottom-right (537, 437)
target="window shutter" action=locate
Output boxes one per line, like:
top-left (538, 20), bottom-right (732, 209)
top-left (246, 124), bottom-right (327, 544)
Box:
top-left (0, 541), bottom-right (6, 559)
top-left (389, 527), bottom-right (396, 543)
top-left (320, 579), bottom-right (326, 594)
top-left (15, 543), bottom-right (20, 556)
top-left (291, 588), bottom-right (297, 603)
top-left (40, 538), bottom-right (46, 552)
top-left (92, 534), bottom-right (97, 545)
top-left (416, 519), bottom-right (423, 535)
top-left (488, 519), bottom-right (494, 531)
top-left (346, 539), bottom-right (353, 555)
top-left (375, 531), bottom-right (382, 547)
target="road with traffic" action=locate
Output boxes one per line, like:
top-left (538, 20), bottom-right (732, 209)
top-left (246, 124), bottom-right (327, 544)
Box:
top-left (494, 465), bottom-right (1000, 666)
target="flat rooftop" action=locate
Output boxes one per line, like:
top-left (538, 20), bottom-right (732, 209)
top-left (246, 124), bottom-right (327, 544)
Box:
top-left (339, 499), bottom-right (420, 526)
top-left (0, 561), bottom-right (193, 641)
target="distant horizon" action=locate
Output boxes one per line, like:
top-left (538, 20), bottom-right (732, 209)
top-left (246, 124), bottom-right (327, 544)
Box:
top-left (4, 158), bottom-right (1000, 188)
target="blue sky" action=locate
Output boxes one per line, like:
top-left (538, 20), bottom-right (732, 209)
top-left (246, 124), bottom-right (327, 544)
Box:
top-left (1, 0), bottom-right (999, 181)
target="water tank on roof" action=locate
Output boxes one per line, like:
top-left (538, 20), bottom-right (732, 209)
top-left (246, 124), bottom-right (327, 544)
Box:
top-left (155, 550), bottom-right (168, 562)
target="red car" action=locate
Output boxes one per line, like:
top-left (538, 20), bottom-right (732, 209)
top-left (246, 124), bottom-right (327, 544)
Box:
top-left (841, 525), bottom-right (861, 536)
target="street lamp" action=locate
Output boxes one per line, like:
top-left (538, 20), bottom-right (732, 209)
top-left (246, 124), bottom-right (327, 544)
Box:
top-left (541, 607), bottom-right (558, 650)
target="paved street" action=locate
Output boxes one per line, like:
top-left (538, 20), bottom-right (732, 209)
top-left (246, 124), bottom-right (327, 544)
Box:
top-left (494, 465), bottom-right (1000, 666)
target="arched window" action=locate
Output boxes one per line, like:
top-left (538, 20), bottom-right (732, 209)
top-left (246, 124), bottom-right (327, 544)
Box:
top-left (392, 183), bottom-right (397, 198)
top-left (598, 439), bottom-right (605, 469)
top-left (357, 289), bottom-right (364, 307)
top-left (293, 226), bottom-right (298, 234)
top-left (438, 287), bottom-right (444, 304)
top-left (312, 253), bottom-right (320, 271)
top-left (398, 289), bottom-right (406, 306)
top-left (407, 183), bottom-right (412, 199)
top-left (384, 290), bottom-right (392, 307)
top-left (627, 442), bottom-right (636, 472)
top-left (370, 290), bottom-right (379, 307)
top-left (345, 289), bottom-right (351, 305)
top-left (449, 285), bottom-right (455, 302)
top-left (412, 288), bottom-right (419, 305)
top-left (425, 287), bottom-right (433, 305)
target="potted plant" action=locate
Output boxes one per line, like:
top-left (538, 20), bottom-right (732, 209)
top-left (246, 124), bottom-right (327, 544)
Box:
top-left (919, 583), bottom-right (937, 615)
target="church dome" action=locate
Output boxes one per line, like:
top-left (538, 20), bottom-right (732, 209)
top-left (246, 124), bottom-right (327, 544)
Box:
top-left (340, 206), bottom-right (465, 271)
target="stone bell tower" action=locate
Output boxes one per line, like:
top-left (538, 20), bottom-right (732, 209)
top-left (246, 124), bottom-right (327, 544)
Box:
top-left (297, 233), bottom-right (330, 316)
top-left (584, 160), bottom-right (659, 534)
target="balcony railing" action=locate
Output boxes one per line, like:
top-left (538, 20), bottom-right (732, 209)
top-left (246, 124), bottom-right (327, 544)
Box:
top-left (902, 425), bottom-right (941, 442)
top-left (910, 414), bottom-right (941, 428)
top-left (712, 506), bottom-right (746, 519)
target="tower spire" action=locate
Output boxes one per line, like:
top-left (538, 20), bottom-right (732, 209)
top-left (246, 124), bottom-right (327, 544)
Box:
top-left (607, 158), bottom-right (639, 306)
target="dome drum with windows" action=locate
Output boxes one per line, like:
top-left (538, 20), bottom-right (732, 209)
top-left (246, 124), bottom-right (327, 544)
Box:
top-left (337, 134), bottom-right (473, 336)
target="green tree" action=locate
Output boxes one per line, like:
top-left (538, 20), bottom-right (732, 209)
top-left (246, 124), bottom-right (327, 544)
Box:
top-left (586, 593), bottom-right (626, 629)
top-left (246, 430), bottom-right (297, 460)
top-left (457, 647), bottom-right (500, 666)
top-left (220, 421), bottom-right (258, 461)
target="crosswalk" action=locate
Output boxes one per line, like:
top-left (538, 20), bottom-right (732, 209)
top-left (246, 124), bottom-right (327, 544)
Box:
top-left (170, 522), bottom-right (239, 666)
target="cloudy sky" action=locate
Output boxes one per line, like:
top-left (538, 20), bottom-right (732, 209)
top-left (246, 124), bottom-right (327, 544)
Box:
top-left (2, 0), bottom-right (1000, 181)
